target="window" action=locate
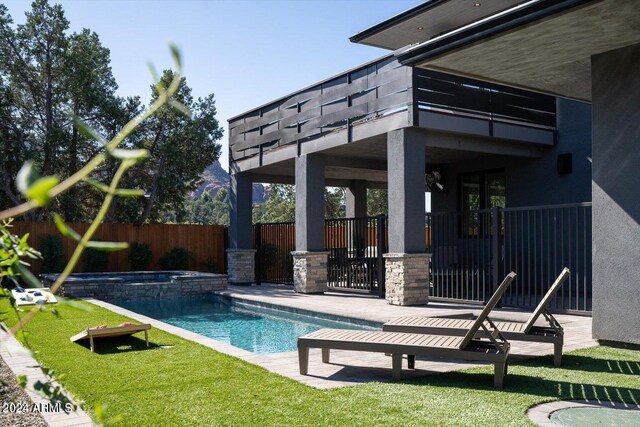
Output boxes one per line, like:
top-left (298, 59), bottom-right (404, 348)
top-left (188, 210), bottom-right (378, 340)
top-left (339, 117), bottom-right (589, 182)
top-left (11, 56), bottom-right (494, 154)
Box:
top-left (459, 171), bottom-right (505, 237)
top-left (460, 171), bottom-right (505, 211)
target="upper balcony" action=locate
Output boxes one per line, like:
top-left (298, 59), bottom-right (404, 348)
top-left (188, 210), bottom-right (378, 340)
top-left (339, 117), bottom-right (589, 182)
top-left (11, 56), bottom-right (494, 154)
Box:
top-left (229, 55), bottom-right (556, 180)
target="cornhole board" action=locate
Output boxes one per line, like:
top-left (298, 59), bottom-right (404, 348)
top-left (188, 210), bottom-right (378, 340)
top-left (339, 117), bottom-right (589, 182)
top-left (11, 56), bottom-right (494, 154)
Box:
top-left (70, 324), bottom-right (151, 352)
top-left (11, 288), bottom-right (58, 306)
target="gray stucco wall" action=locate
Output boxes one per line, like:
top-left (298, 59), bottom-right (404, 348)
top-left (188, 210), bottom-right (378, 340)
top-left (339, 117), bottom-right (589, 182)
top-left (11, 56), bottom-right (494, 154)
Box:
top-left (229, 171), bottom-right (253, 249)
top-left (431, 98), bottom-right (591, 211)
top-left (388, 128), bottom-right (426, 253)
top-left (295, 154), bottom-right (326, 251)
top-left (591, 43), bottom-right (640, 345)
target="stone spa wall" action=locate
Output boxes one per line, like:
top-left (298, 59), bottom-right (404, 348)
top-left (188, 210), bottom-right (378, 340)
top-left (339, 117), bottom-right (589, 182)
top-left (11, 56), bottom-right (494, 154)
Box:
top-left (40, 271), bottom-right (228, 301)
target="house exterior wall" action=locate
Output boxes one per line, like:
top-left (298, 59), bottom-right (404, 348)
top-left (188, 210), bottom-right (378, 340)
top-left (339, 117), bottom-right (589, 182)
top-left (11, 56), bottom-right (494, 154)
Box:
top-left (431, 98), bottom-right (591, 212)
top-left (591, 43), bottom-right (640, 345)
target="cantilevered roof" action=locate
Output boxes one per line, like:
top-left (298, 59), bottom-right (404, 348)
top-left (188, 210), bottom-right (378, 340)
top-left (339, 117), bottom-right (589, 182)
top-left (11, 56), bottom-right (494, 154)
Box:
top-left (350, 0), bottom-right (525, 50)
top-left (386, 0), bottom-right (640, 102)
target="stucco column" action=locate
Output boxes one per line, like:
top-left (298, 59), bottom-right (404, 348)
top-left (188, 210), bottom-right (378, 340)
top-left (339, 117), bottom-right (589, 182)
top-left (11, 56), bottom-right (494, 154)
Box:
top-left (227, 171), bottom-right (255, 284)
top-left (346, 180), bottom-right (368, 255)
top-left (345, 180), bottom-right (367, 218)
top-left (293, 154), bottom-right (328, 293)
top-left (385, 128), bottom-right (429, 305)
top-left (591, 43), bottom-right (640, 345)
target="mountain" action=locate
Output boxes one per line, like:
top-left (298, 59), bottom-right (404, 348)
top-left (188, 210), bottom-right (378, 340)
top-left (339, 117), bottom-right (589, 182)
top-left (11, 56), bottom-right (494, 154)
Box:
top-left (192, 161), bottom-right (267, 203)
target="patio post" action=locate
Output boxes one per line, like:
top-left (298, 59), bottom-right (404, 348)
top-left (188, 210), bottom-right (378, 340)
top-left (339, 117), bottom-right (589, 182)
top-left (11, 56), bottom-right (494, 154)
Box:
top-left (227, 170), bottom-right (256, 285)
top-left (384, 127), bottom-right (430, 305)
top-left (292, 153), bottom-right (329, 293)
top-left (345, 180), bottom-right (367, 218)
top-left (346, 180), bottom-right (368, 256)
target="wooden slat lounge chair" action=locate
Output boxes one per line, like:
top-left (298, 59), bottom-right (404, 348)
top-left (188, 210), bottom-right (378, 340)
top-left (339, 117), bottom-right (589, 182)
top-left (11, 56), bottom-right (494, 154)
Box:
top-left (70, 323), bottom-right (151, 352)
top-left (383, 268), bottom-right (570, 366)
top-left (298, 273), bottom-right (516, 387)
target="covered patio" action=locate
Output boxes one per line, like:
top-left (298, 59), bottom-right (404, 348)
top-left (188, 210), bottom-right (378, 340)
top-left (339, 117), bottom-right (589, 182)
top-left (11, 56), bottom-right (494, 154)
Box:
top-left (226, 54), bottom-right (582, 309)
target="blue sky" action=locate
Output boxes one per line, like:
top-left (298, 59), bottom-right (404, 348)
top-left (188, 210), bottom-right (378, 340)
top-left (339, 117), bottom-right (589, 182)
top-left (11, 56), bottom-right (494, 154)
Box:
top-left (4, 0), bottom-right (422, 171)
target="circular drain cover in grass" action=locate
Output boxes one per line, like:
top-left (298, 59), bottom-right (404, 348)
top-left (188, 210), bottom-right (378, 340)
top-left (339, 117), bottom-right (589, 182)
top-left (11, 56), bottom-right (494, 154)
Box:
top-left (550, 407), bottom-right (640, 426)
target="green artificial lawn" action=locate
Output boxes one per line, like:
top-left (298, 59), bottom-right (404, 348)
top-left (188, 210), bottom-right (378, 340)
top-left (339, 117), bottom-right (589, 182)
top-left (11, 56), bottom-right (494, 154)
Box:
top-left (1, 295), bottom-right (639, 426)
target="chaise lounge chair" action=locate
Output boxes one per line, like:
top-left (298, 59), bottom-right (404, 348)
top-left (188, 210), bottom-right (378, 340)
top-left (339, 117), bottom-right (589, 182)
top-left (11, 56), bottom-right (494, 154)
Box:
top-left (383, 268), bottom-right (570, 366)
top-left (70, 323), bottom-right (151, 352)
top-left (297, 273), bottom-right (516, 387)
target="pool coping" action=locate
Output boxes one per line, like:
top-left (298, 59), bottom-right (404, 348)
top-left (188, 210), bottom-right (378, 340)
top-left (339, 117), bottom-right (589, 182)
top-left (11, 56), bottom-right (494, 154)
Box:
top-left (219, 293), bottom-right (383, 329)
top-left (527, 400), bottom-right (640, 426)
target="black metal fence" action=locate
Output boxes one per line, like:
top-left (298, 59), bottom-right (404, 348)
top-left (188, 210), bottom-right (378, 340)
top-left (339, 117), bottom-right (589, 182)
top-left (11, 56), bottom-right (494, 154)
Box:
top-left (426, 209), bottom-right (495, 303)
top-left (426, 203), bottom-right (592, 313)
top-left (252, 203), bottom-right (592, 312)
top-left (500, 203), bottom-right (592, 312)
top-left (326, 216), bottom-right (386, 296)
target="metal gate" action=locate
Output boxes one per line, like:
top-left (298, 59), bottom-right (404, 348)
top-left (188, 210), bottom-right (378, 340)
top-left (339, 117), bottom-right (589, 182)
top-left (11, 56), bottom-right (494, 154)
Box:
top-left (253, 216), bottom-right (387, 295)
top-left (254, 222), bottom-right (295, 285)
top-left (325, 216), bottom-right (386, 296)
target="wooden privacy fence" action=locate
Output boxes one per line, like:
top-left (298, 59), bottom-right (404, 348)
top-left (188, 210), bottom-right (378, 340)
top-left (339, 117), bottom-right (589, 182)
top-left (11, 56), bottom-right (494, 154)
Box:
top-left (10, 222), bottom-right (227, 275)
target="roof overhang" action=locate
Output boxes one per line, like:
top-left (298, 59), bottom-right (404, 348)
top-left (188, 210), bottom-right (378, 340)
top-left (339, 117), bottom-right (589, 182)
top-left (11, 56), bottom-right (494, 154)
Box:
top-left (391, 0), bottom-right (640, 102)
top-left (350, 0), bottom-right (525, 50)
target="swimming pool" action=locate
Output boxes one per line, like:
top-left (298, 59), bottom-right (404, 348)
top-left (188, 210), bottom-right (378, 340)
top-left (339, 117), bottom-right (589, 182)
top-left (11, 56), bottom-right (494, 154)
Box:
top-left (112, 296), bottom-right (377, 354)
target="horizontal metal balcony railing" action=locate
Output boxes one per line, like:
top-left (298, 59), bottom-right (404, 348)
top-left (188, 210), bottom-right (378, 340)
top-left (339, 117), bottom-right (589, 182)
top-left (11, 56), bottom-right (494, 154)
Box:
top-left (229, 55), bottom-right (412, 162)
top-left (415, 69), bottom-right (557, 128)
top-left (229, 56), bottom-right (557, 163)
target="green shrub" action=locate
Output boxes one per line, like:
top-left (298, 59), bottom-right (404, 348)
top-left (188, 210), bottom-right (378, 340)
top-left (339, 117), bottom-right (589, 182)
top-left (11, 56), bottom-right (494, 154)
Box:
top-left (39, 234), bottom-right (66, 273)
top-left (201, 256), bottom-right (220, 273)
top-left (158, 247), bottom-right (189, 270)
top-left (128, 242), bottom-right (153, 271)
top-left (83, 248), bottom-right (109, 272)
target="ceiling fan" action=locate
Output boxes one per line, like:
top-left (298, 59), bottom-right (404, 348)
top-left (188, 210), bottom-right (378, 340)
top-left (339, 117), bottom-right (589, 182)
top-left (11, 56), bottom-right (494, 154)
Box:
top-left (426, 171), bottom-right (445, 192)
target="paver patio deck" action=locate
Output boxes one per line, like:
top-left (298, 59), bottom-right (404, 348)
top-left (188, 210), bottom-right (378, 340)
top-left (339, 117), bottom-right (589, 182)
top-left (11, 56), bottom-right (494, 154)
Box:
top-left (90, 284), bottom-right (596, 389)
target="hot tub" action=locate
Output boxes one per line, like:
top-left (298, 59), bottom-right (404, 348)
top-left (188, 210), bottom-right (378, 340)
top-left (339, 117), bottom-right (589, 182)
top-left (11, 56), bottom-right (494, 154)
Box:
top-left (39, 271), bottom-right (227, 301)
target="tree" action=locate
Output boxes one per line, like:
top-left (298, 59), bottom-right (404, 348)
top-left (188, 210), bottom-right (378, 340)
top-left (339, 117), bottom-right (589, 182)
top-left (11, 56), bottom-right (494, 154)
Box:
top-left (253, 184), bottom-right (296, 223)
top-left (325, 187), bottom-right (344, 219)
top-left (0, 1), bottom-right (120, 221)
top-left (58, 29), bottom-right (119, 221)
top-left (119, 70), bottom-right (223, 224)
top-left (0, 2), bottom-right (222, 224)
top-left (252, 184), bottom-right (345, 223)
top-left (184, 188), bottom-right (230, 225)
top-left (367, 189), bottom-right (388, 216)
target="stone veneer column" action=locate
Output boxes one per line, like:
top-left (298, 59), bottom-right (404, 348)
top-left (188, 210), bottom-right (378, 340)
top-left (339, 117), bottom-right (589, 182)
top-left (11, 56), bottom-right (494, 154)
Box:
top-left (384, 253), bottom-right (431, 306)
top-left (385, 128), bottom-right (428, 305)
top-left (293, 154), bottom-right (327, 293)
top-left (226, 249), bottom-right (256, 285)
top-left (292, 251), bottom-right (329, 294)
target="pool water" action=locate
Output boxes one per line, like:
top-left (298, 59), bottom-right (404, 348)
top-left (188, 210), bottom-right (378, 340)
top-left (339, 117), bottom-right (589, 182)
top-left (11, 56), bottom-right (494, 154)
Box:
top-left (112, 297), bottom-right (373, 354)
